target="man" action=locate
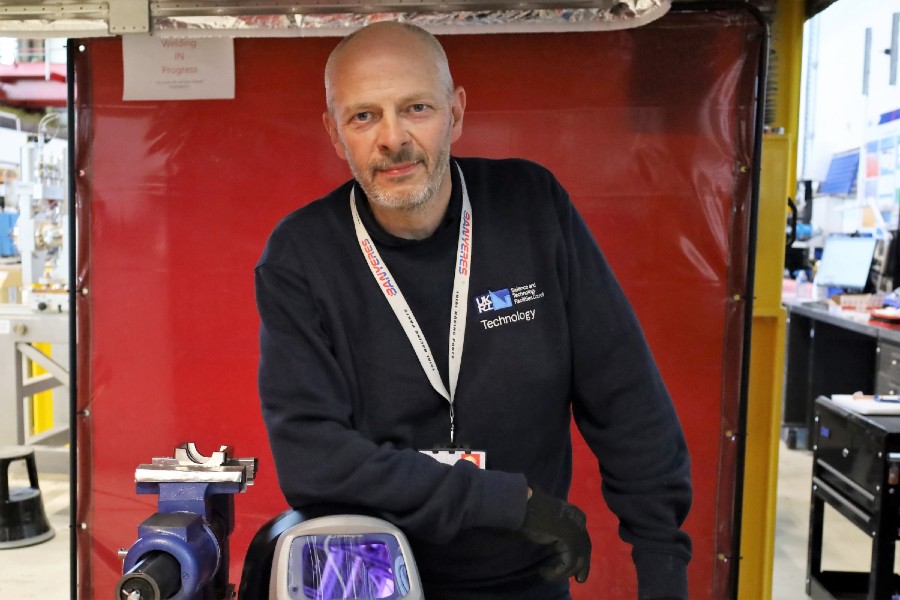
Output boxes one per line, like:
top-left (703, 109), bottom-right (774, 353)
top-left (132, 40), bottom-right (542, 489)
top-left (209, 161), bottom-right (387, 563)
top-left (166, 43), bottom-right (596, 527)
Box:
top-left (256, 21), bottom-right (691, 600)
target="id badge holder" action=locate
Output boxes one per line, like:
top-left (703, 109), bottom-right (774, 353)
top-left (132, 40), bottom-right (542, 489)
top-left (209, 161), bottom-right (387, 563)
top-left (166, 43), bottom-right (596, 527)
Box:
top-left (420, 444), bottom-right (486, 469)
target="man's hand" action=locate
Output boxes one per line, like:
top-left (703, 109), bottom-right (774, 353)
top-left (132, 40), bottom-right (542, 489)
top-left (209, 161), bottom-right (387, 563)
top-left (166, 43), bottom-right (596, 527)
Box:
top-left (519, 487), bottom-right (591, 583)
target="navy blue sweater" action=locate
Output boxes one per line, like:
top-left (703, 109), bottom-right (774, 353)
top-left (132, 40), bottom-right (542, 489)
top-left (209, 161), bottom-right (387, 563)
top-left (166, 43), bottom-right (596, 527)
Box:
top-left (256, 157), bottom-right (691, 599)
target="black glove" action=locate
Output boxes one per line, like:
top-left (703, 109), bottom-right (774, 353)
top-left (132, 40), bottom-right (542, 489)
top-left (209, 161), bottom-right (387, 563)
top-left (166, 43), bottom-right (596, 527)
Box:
top-left (519, 487), bottom-right (591, 583)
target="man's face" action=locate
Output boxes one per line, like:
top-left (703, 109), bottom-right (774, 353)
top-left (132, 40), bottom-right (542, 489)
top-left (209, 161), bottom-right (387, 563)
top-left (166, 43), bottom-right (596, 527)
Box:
top-left (323, 37), bottom-right (465, 212)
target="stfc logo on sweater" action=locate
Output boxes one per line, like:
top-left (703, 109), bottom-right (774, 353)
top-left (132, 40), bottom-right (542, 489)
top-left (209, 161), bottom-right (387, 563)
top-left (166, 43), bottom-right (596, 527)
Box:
top-left (474, 282), bottom-right (544, 330)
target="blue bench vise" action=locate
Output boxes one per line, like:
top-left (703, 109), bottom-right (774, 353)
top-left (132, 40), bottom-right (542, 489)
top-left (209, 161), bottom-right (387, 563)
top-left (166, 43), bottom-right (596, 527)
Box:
top-left (116, 443), bottom-right (257, 600)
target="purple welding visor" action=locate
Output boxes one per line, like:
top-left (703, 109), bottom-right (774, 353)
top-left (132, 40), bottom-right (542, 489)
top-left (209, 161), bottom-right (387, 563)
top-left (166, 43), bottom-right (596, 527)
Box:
top-left (286, 533), bottom-right (411, 600)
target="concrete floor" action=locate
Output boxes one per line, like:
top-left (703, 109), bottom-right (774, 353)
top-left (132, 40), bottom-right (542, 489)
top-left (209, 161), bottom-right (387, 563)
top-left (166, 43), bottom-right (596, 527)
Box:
top-left (0, 468), bottom-right (70, 600)
top-left (773, 441), bottom-right (864, 599)
top-left (0, 441), bottom-right (890, 599)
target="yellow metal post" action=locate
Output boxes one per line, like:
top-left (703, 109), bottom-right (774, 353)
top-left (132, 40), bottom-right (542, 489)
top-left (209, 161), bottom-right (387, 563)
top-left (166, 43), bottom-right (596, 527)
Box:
top-left (739, 134), bottom-right (791, 600)
top-left (738, 0), bottom-right (805, 598)
top-left (30, 341), bottom-right (55, 434)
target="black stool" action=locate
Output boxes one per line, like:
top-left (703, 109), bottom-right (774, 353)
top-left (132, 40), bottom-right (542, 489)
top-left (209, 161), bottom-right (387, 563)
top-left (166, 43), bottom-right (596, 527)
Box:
top-left (0, 446), bottom-right (54, 549)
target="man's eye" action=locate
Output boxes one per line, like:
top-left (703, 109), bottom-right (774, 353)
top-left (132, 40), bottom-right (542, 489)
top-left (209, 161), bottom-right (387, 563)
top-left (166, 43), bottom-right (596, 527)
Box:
top-left (410, 104), bottom-right (427, 113)
top-left (353, 112), bottom-right (371, 122)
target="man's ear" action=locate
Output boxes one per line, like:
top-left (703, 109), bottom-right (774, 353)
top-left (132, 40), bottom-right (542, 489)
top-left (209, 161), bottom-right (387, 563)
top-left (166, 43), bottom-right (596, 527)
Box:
top-left (322, 112), bottom-right (347, 161)
top-left (450, 86), bottom-right (466, 143)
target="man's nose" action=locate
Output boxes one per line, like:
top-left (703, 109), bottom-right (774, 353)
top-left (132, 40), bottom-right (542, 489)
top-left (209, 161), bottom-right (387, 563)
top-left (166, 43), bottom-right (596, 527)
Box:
top-left (375, 114), bottom-right (410, 153)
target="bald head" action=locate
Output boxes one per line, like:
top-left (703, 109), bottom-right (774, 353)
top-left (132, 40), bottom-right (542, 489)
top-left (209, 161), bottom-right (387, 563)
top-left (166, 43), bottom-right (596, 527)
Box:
top-left (324, 22), bottom-right (454, 115)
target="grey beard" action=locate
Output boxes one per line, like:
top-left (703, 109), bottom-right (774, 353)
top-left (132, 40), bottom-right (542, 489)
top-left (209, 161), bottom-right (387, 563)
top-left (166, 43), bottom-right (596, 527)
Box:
top-left (349, 146), bottom-right (450, 213)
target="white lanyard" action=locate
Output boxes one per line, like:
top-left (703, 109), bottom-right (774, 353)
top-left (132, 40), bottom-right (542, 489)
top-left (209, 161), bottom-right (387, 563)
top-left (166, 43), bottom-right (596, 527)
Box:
top-left (350, 163), bottom-right (472, 443)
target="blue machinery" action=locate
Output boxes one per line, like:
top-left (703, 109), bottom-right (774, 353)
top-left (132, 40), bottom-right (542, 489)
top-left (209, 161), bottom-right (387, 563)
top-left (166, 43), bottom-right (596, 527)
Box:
top-left (116, 444), bottom-right (423, 600)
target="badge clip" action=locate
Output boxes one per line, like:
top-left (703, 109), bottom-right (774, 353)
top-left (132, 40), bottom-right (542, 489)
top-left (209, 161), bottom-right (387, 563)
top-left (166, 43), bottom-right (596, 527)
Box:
top-left (421, 444), bottom-right (486, 469)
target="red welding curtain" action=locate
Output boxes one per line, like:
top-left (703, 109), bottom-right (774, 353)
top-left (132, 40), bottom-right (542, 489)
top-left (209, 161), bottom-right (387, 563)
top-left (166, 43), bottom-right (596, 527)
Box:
top-left (75, 8), bottom-right (763, 599)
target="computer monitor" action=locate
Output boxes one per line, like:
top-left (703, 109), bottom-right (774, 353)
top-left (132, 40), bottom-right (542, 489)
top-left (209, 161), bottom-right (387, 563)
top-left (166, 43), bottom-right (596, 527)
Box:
top-left (814, 235), bottom-right (878, 292)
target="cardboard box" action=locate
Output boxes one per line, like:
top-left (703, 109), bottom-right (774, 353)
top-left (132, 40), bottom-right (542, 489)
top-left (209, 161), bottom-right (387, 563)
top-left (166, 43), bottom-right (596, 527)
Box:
top-left (827, 292), bottom-right (884, 314)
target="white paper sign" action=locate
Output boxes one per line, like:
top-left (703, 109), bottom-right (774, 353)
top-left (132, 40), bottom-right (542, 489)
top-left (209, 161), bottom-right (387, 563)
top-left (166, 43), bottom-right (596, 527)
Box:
top-left (0, 320), bottom-right (9, 335)
top-left (122, 36), bottom-right (235, 101)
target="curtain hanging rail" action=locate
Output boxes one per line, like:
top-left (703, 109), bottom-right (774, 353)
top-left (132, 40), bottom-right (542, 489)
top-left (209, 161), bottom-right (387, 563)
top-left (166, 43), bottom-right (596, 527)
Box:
top-left (0, 3), bottom-right (107, 19)
top-left (0, 0), bottom-right (672, 37)
top-left (151, 1), bottom-right (631, 16)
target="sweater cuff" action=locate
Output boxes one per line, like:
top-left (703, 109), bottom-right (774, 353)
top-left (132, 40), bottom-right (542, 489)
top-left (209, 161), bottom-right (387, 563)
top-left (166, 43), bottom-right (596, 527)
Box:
top-left (469, 469), bottom-right (529, 530)
top-left (633, 550), bottom-right (689, 600)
